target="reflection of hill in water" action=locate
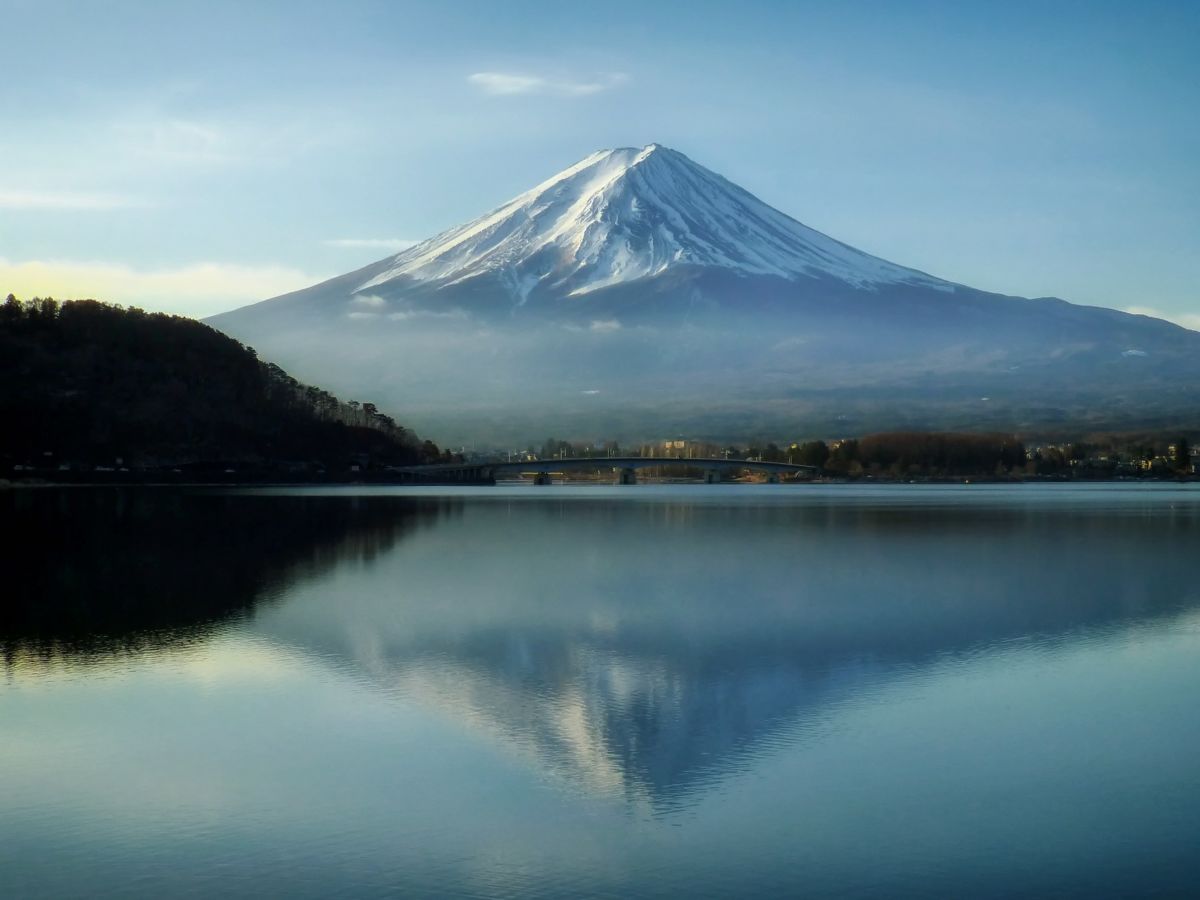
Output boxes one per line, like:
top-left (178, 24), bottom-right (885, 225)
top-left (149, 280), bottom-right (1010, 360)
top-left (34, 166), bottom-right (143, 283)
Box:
top-left (1, 489), bottom-right (445, 662)
top-left (249, 496), bottom-right (1200, 807)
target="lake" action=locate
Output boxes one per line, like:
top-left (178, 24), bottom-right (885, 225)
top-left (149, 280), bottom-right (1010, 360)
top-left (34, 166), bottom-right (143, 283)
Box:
top-left (3, 483), bottom-right (1199, 898)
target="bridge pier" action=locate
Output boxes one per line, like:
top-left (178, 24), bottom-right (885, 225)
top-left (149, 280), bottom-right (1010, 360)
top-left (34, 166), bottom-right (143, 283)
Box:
top-left (704, 470), bottom-right (722, 484)
top-left (766, 472), bottom-right (780, 484)
top-left (616, 467), bottom-right (637, 485)
top-left (532, 472), bottom-right (553, 486)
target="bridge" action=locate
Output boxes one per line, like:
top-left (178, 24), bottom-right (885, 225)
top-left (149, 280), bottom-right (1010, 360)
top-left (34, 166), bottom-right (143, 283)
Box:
top-left (388, 457), bottom-right (817, 485)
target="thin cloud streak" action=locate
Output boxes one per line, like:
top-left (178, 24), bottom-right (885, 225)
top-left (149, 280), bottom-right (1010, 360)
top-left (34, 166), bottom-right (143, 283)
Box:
top-left (325, 238), bottom-right (418, 250)
top-left (1124, 305), bottom-right (1200, 333)
top-left (138, 119), bottom-right (230, 164)
top-left (468, 71), bottom-right (629, 97)
top-left (0, 257), bottom-right (323, 319)
top-left (0, 190), bottom-right (149, 210)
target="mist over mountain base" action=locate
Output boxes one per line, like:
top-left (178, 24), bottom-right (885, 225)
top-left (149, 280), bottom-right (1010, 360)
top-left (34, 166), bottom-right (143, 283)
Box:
top-left (212, 273), bottom-right (1200, 445)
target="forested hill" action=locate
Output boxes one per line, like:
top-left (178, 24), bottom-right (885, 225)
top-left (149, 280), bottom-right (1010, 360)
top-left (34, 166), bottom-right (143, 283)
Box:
top-left (1, 296), bottom-right (446, 473)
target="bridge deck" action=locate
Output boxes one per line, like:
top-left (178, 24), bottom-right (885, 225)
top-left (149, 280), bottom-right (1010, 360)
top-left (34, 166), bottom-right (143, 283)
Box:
top-left (390, 457), bottom-right (815, 480)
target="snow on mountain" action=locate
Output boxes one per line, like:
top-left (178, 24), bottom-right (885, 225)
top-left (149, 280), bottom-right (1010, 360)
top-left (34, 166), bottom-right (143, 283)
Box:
top-left (356, 143), bottom-right (950, 302)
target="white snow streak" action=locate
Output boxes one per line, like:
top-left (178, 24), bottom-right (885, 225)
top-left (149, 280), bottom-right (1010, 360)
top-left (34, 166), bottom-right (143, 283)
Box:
top-left (358, 144), bottom-right (950, 301)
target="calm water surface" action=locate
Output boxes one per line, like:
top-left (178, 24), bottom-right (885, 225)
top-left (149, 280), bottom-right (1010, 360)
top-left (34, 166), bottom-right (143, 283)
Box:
top-left (3, 483), bottom-right (1199, 898)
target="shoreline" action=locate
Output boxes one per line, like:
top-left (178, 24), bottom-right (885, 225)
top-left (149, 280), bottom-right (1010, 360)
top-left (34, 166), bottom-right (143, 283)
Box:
top-left (3, 474), bottom-right (1196, 490)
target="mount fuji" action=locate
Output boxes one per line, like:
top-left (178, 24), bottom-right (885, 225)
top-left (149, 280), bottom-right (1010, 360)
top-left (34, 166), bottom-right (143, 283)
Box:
top-left (208, 144), bottom-right (1200, 443)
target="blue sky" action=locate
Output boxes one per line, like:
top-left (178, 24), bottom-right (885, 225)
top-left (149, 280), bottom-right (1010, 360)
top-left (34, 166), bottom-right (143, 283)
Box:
top-left (2, 0), bottom-right (1197, 326)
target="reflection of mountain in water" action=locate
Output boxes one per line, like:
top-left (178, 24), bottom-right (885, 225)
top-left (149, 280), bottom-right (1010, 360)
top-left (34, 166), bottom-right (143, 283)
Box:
top-left (1, 489), bottom-right (444, 662)
top-left (7, 489), bottom-right (1197, 806)
top-left (248, 496), bottom-right (1200, 807)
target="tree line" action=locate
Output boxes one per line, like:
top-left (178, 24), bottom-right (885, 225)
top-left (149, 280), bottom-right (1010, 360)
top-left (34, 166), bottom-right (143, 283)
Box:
top-left (522, 430), bottom-right (1193, 479)
top-left (788, 432), bottom-right (1029, 476)
top-left (522, 432), bottom-right (1030, 476)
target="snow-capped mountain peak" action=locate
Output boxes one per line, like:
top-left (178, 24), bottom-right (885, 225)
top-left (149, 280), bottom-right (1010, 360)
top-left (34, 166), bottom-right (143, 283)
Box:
top-left (209, 143), bottom-right (1200, 444)
top-left (358, 144), bottom-right (949, 301)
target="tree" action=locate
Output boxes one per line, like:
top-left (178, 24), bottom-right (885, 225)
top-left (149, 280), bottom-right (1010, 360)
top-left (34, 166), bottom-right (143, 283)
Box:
top-left (825, 439), bottom-right (860, 474)
top-left (791, 440), bottom-right (830, 469)
top-left (762, 442), bottom-right (785, 462)
top-left (1, 294), bottom-right (21, 325)
top-left (1175, 437), bottom-right (1192, 472)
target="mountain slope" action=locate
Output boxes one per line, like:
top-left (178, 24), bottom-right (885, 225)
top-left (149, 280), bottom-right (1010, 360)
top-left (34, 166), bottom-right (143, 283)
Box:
top-left (208, 145), bottom-right (1200, 443)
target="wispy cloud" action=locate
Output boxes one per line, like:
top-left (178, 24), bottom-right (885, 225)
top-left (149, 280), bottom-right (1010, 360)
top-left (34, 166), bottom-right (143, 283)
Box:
top-left (563, 318), bottom-right (633, 334)
top-left (325, 238), bottom-right (418, 251)
top-left (123, 118), bottom-right (232, 164)
top-left (467, 71), bottom-right (629, 97)
top-left (0, 257), bottom-right (322, 319)
top-left (386, 309), bottom-right (467, 322)
top-left (1123, 305), bottom-right (1200, 332)
top-left (0, 189), bottom-right (149, 210)
top-left (117, 113), bottom-right (337, 167)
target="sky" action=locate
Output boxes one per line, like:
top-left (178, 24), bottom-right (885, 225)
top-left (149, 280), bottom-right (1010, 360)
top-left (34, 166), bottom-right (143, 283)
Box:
top-left (2, 0), bottom-right (1198, 327)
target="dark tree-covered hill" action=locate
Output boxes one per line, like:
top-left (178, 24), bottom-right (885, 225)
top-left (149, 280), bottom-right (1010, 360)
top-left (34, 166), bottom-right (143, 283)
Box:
top-left (1, 295), bottom-right (439, 471)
